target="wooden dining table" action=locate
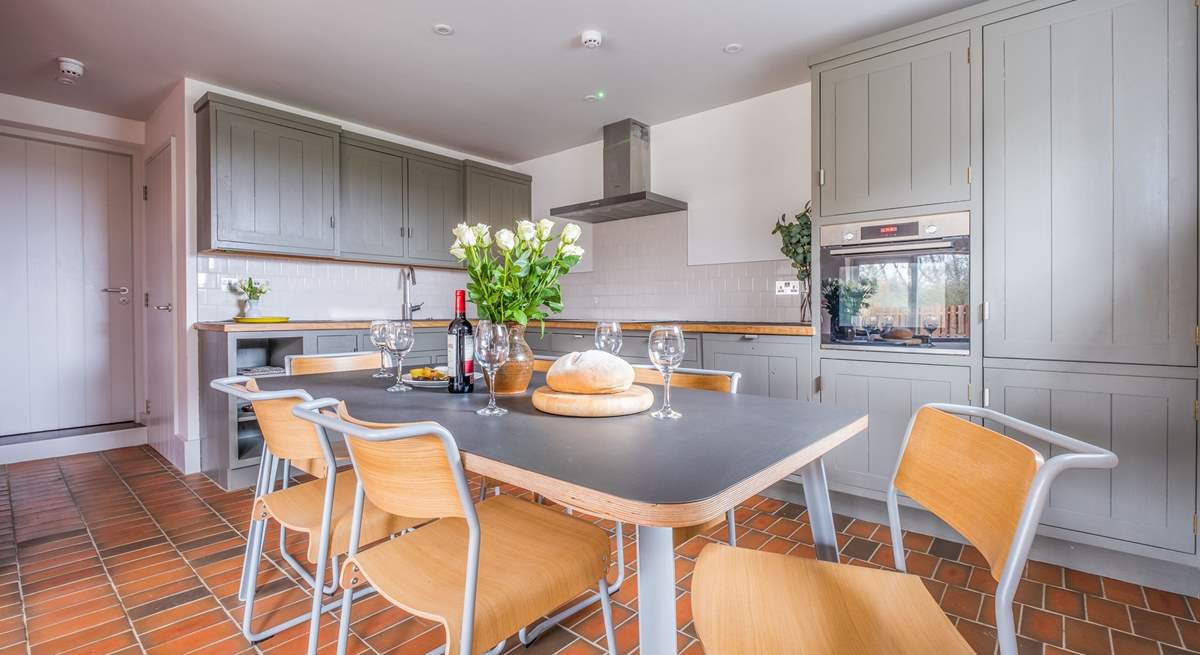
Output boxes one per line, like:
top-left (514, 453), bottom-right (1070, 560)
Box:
top-left (255, 369), bottom-right (867, 655)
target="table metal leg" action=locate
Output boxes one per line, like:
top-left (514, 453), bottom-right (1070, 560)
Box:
top-left (800, 457), bottom-right (840, 562)
top-left (636, 525), bottom-right (677, 655)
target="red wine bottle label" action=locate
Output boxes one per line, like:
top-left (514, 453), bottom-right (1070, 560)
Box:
top-left (463, 336), bottom-right (474, 374)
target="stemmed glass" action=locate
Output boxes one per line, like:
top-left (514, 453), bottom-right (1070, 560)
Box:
top-left (882, 314), bottom-right (896, 334)
top-left (923, 315), bottom-right (941, 338)
top-left (594, 321), bottom-right (623, 355)
top-left (648, 325), bottom-right (684, 420)
top-left (383, 320), bottom-right (414, 392)
top-left (368, 320), bottom-right (392, 378)
top-left (474, 321), bottom-right (510, 417)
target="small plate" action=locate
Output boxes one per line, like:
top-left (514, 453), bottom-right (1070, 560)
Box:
top-left (403, 367), bottom-right (483, 388)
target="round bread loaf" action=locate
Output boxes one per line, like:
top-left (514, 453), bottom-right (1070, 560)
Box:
top-left (546, 350), bottom-right (635, 394)
top-left (882, 327), bottom-right (915, 340)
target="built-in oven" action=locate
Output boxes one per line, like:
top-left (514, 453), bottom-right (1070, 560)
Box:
top-left (819, 212), bottom-right (970, 354)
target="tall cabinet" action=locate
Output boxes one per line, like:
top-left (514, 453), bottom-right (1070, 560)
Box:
top-left (811, 0), bottom-right (1199, 573)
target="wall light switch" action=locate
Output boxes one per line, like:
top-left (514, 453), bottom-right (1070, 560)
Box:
top-left (775, 279), bottom-right (801, 295)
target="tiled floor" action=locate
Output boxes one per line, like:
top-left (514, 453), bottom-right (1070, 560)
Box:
top-left (0, 446), bottom-right (1194, 655)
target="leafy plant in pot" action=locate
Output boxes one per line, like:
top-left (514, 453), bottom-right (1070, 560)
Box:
top-left (451, 219), bottom-right (585, 394)
top-left (771, 202), bottom-right (813, 323)
top-left (230, 277), bottom-right (269, 318)
top-left (821, 277), bottom-right (878, 341)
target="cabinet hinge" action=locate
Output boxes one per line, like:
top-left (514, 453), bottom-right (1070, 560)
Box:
top-left (818, 169), bottom-right (826, 186)
top-left (1193, 325), bottom-right (1200, 345)
top-left (1193, 399), bottom-right (1199, 421)
top-left (329, 215), bottom-right (335, 228)
top-left (143, 292), bottom-right (150, 308)
top-left (967, 46), bottom-right (971, 64)
top-left (814, 375), bottom-right (822, 394)
top-left (982, 387), bottom-right (991, 408)
top-left (142, 185), bottom-right (148, 201)
top-left (144, 399), bottom-right (152, 415)
top-left (1193, 512), bottom-right (1197, 535)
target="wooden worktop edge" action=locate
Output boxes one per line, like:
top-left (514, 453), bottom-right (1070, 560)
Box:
top-left (194, 319), bottom-right (814, 336)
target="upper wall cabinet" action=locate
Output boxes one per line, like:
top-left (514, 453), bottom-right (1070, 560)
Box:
top-left (407, 158), bottom-right (464, 264)
top-left (464, 160), bottom-right (532, 225)
top-left (197, 94), bottom-right (339, 256)
top-left (982, 0), bottom-right (1197, 366)
top-left (818, 32), bottom-right (971, 216)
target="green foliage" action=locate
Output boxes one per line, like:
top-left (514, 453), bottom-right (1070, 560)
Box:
top-left (771, 202), bottom-right (813, 283)
top-left (232, 277), bottom-right (269, 300)
top-left (821, 277), bottom-right (878, 325)
top-left (451, 220), bottom-right (584, 327)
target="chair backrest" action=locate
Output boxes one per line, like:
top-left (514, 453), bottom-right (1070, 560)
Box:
top-left (211, 377), bottom-right (332, 478)
top-left (287, 351), bottom-right (382, 376)
top-left (534, 355), bottom-right (739, 394)
top-left (335, 404), bottom-right (468, 520)
top-left (893, 407), bottom-right (1040, 579)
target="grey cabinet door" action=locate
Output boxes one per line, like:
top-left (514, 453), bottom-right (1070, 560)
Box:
top-left (982, 0), bottom-right (1197, 365)
top-left (214, 109), bottom-right (337, 254)
top-left (819, 32), bottom-right (970, 216)
top-left (819, 359), bottom-right (970, 493)
top-left (314, 334), bottom-right (359, 354)
top-left (702, 335), bottom-right (813, 400)
top-left (465, 167), bottom-right (531, 225)
top-left (407, 159), bottom-right (463, 263)
top-left (339, 144), bottom-right (406, 262)
top-left (983, 368), bottom-right (1196, 553)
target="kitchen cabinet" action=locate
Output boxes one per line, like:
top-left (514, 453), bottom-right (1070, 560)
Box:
top-left (702, 334), bottom-right (814, 400)
top-left (818, 31), bottom-right (970, 216)
top-left (314, 334), bottom-right (359, 354)
top-left (981, 0), bottom-right (1197, 366)
top-left (819, 359), bottom-right (970, 494)
top-left (530, 328), bottom-right (700, 367)
top-left (983, 367), bottom-right (1196, 553)
top-left (197, 94), bottom-right (339, 256)
top-left (339, 142), bottom-right (407, 262)
top-left (464, 160), bottom-right (531, 225)
top-left (406, 158), bottom-right (464, 264)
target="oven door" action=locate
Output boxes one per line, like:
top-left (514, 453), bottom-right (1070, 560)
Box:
top-left (820, 235), bottom-right (970, 353)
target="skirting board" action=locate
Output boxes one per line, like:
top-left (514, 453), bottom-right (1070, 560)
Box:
top-left (0, 425), bottom-right (147, 465)
top-left (764, 479), bottom-right (1200, 598)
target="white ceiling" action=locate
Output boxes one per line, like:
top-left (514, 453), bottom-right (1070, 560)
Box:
top-left (0, 0), bottom-right (981, 163)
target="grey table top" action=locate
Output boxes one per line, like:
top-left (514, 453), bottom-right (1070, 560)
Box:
top-left (256, 370), bottom-right (865, 508)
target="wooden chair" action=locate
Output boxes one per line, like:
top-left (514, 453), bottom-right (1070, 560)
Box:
top-left (286, 351), bottom-right (384, 376)
top-left (290, 400), bottom-right (618, 655)
top-left (692, 403), bottom-right (1118, 655)
top-left (209, 376), bottom-right (420, 655)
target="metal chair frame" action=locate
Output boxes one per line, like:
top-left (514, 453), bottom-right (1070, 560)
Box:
top-left (292, 398), bottom-right (619, 655)
top-left (210, 376), bottom-right (374, 654)
top-left (885, 403), bottom-right (1119, 655)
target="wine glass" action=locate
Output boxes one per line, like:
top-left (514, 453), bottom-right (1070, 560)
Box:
top-left (475, 321), bottom-right (510, 417)
top-left (882, 314), bottom-right (896, 334)
top-left (368, 320), bottom-right (392, 378)
top-left (864, 315), bottom-right (880, 335)
top-left (594, 321), bottom-right (623, 355)
top-left (923, 315), bottom-right (941, 338)
top-left (648, 325), bottom-right (685, 420)
top-left (383, 320), bottom-right (415, 392)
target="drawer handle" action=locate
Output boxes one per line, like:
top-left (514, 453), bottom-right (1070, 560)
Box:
top-left (741, 334), bottom-right (759, 341)
top-left (571, 334), bottom-right (585, 339)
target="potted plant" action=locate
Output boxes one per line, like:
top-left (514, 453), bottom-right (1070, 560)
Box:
top-left (772, 202), bottom-right (814, 323)
top-left (230, 277), bottom-right (269, 318)
top-left (451, 218), bottom-right (584, 394)
top-left (821, 277), bottom-right (877, 340)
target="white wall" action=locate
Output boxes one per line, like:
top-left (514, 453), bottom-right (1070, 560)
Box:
top-left (0, 92), bottom-right (144, 146)
top-left (513, 83), bottom-right (811, 322)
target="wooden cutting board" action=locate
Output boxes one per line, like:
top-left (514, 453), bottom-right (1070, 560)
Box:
top-left (531, 385), bottom-right (654, 417)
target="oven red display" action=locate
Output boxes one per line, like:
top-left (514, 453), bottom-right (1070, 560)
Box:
top-left (861, 222), bottom-right (918, 239)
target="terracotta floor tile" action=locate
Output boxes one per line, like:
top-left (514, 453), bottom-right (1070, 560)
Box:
top-left (1045, 586), bottom-right (1085, 619)
top-left (1065, 569), bottom-right (1105, 596)
top-left (1087, 595), bottom-right (1133, 632)
top-left (1103, 577), bottom-right (1147, 608)
top-left (1145, 588), bottom-right (1194, 620)
top-left (1128, 606), bottom-right (1182, 645)
top-left (940, 585), bottom-right (984, 620)
top-left (1064, 617), bottom-right (1111, 655)
top-left (1110, 629), bottom-right (1162, 655)
top-left (1018, 606), bottom-right (1063, 646)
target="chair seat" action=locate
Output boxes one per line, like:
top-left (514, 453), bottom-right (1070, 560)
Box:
top-left (692, 544), bottom-right (974, 655)
top-left (255, 469), bottom-right (422, 563)
top-left (341, 494), bottom-right (610, 655)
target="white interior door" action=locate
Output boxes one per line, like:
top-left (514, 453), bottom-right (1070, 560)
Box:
top-left (143, 144), bottom-right (176, 451)
top-left (0, 134), bottom-right (135, 436)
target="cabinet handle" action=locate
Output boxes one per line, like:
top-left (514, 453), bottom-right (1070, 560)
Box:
top-left (741, 334), bottom-right (759, 341)
top-left (571, 334), bottom-right (585, 339)
top-left (329, 216), bottom-right (335, 228)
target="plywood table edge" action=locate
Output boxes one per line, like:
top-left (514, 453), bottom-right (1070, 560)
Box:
top-left (194, 320), bottom-right (815, 336)
top-left (462, 414), bottom-right (867, 528)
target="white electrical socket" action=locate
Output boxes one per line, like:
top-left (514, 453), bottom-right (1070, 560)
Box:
top-left (775, 279), bottom-right (801, 295)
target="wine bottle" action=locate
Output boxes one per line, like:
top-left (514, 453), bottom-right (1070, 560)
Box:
top-left (447, 289), bottom-right (474, 393)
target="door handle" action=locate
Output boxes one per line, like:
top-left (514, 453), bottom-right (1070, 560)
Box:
top-left (101, 287), bottom-right (129, 294)
top-left (153, 304), bottom-right (173, 312)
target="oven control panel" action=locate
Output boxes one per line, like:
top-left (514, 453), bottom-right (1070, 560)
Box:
top-left (821, 211), bottom-right (969, 247)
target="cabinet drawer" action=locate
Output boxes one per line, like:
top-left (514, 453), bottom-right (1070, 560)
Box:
top-left (315, 335), bottom-right (359, 354)
top-left (550, 331), bottom-right (592, 353)
top-left (702, 334), bottom-right (812, 400)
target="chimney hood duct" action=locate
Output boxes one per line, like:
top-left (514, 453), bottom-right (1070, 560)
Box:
top-left (550, 118), bottom-right (687, 223)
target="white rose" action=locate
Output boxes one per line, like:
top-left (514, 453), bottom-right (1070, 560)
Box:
top-left (536, 218), bottom-right (555, 239)
top-left (495, 229), bottom-right (516, 252)
top-left (562, 244), bottom-right (584, 258)
top-left (561, 223), bottom-right (582, 244)
top-left (516, 219), bottom-right (537, 242)
top-left (449, 240), bottom-right (467, 260)
top-left (452, 223), bottom-right (477, 247)
top-left (472, 223), bottom-right (491, 246)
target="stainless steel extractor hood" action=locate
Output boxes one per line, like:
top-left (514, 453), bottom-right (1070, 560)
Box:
top-left (550, 118), bottom-right (688, 223)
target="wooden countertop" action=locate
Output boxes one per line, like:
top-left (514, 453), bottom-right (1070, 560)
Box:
top-left (194, 319), bottom-right (814, 336)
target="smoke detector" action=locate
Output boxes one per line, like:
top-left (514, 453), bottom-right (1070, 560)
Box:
top-left (581, 30), bottom-right (603, 49)
top-left (56, 57), bottom-right (84, 85)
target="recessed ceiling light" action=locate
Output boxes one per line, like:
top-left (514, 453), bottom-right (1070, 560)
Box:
top-left (432, 24), bottom-right (454, 36)
top-left (583, 90), bottom-right (606, 103)
top-left (723, 43), bottom-right (744, 54)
